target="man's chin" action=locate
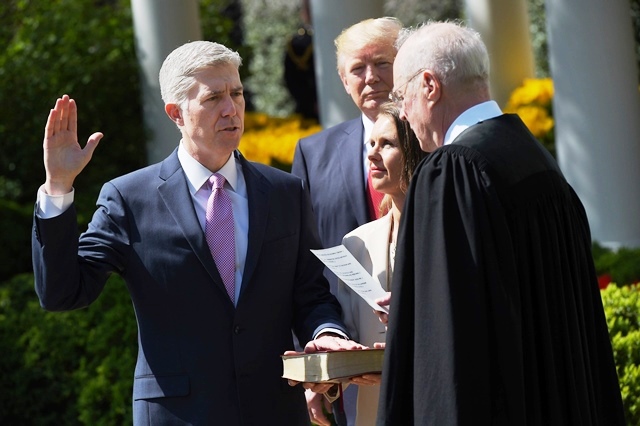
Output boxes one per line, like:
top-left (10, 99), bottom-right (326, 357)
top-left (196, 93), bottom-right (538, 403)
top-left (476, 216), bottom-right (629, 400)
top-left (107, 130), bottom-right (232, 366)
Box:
top-left (362, 98), bottom-right (388, 116)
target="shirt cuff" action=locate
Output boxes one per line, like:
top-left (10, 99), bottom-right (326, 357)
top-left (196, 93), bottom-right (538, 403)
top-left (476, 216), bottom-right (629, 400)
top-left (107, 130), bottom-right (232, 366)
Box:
top-left (37, 185), bottom-right (74, 218)
top-left (313, 327), bottom-right (349, 340)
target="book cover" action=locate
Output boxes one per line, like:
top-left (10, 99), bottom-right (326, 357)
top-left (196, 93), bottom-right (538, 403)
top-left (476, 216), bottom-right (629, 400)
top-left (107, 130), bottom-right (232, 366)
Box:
top-left (281, 349), bottom-right (384, 383)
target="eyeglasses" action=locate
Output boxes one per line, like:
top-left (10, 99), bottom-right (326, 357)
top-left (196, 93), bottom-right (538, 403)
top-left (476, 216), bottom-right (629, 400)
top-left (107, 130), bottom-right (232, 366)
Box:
top-left (389, 68), bottom-right (426, 107)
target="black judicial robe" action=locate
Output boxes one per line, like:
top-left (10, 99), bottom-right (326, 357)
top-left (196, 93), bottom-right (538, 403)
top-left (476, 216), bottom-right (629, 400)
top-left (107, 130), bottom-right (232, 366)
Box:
top-left (377, 114), bottom-right (625, 425)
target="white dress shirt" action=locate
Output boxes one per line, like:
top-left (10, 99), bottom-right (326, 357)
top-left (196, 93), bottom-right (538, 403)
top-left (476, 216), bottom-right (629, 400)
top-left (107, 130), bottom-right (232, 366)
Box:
top-left (177, 143), bottom-right (248, 305)
top-left (362, 114), bottom-right (375, 188)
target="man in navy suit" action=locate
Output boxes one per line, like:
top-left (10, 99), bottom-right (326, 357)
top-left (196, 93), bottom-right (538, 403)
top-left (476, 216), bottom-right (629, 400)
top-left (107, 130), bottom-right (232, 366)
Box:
top-left (292, 17), bottom-right (402, 293)
top-left (32, 41), bottom-right (361, 425)
top-left (291, 16), bottom-right (402, 426)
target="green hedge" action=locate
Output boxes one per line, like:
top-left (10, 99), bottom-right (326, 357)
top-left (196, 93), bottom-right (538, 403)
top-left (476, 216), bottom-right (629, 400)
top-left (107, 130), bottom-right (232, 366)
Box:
top-left (0, 273), bottom-right (136, 425)
top-left (602, 284), bottom-right (640, 425)
top-left (594, 243), bottom-right (640, 286)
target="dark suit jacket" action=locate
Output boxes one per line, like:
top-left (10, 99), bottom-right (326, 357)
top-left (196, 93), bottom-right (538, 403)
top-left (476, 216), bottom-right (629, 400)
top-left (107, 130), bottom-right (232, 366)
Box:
top-left (291, 118), bottom-right (370, 294)
top-left (32, 149), bottom-right (347, 426)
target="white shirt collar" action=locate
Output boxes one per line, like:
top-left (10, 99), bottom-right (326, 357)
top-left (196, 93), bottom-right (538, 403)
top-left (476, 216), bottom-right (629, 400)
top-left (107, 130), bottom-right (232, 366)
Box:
top-left (362, 113), bottom-right (375, 147)
top-left (177, 142), bottom-right (238, 195)
top-left (444, 100), bottom-right (503, 145)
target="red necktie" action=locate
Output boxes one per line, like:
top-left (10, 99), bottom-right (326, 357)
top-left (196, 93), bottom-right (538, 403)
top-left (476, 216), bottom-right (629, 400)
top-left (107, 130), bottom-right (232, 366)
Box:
top-left (366, 168), bottom-right (385, 220)
top-left (205, 173), bottom-right (236, 302)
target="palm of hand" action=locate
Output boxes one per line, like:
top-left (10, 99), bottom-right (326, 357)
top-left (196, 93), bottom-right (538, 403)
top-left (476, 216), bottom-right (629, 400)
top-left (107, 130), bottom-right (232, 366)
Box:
top-left (43, 95), bottom-right (103, 193)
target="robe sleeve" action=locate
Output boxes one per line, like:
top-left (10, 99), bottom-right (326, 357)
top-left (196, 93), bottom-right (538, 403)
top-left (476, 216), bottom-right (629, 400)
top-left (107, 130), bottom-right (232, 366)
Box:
top-left (378, 146), bottom-right (523, 425)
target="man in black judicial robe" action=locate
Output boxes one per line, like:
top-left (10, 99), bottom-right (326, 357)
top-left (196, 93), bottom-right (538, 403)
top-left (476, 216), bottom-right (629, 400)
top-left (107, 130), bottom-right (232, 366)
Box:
top-left (377, 22), bottom-right (625, 425)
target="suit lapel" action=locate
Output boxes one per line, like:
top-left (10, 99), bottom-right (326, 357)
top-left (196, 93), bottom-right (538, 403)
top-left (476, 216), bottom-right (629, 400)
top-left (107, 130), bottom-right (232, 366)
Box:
top-left (338, 119), bottom-right (369, 225)
top-left (369, 214), bottom-right (393, 291)
top-left (156, 150), bottom-right (227, 293)
top-left (236, 154), bottom-right (269, 297)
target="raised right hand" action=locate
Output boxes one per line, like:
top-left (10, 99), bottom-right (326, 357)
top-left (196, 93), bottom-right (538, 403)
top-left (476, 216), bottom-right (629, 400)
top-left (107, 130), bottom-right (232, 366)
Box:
top-left (43, 94), bottom-right (103, 195)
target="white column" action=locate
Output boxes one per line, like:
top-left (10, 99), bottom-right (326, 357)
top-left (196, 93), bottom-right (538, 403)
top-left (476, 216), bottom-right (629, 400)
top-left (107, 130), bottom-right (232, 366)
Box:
top-left (464, 0), bottom-right (535, 107)
top-left (546, 0), bottom-right (640, 248)
top-left (309, 0), bottom-right (385, 128)
top-left (131, 0), bottom-right (202, 164)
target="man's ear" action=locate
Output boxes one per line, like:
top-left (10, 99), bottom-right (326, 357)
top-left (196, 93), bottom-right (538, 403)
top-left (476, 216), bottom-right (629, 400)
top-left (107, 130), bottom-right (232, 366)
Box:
top-left (422, 70), bottom-right (441, 103)
top-left (339, 72), bottom-right (351, 95)
top-left (165, 103), bottom-right (183, 126)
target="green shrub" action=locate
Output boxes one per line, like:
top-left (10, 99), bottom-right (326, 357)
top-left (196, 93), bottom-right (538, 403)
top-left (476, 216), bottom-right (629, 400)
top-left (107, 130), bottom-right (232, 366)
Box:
top-left (0, 273), bottom-right (136, 425)
top-left (601, 284), bottom-right (640, 424)
top-left (593, 242), bottom-right (640, 286)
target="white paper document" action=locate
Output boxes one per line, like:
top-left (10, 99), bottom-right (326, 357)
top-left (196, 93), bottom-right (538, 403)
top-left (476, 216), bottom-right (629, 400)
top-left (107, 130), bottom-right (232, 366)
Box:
top-left (311, 245), bottom-right (389, 313)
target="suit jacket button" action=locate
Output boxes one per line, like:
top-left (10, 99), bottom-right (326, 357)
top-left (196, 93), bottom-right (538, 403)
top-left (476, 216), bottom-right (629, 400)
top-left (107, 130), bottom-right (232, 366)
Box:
top-left (234, 325), bottom-right (242, 334)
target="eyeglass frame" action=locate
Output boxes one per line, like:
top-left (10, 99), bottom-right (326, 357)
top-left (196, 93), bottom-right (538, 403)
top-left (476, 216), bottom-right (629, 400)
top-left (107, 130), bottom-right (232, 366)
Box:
top-left (388, 68), bottom-right (427, 107)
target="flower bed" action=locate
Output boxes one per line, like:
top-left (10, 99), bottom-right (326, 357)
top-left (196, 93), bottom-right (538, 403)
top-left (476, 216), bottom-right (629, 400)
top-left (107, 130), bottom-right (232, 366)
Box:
top-left (239, 112), bottom-right (321, 171)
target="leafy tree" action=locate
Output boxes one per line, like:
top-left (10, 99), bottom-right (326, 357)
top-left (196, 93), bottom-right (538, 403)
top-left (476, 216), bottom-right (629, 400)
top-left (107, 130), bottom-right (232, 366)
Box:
top-left (0, 0), bottom-right (148, 279)
top-left (0, 0), bottom-right (146, 206)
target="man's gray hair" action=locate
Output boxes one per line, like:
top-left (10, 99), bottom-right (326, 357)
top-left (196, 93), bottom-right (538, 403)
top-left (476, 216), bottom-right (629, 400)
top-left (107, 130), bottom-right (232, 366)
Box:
top-left (159, 41), bottom-right (242, 106)
top-left (399, 21), bottom-right (489, 89)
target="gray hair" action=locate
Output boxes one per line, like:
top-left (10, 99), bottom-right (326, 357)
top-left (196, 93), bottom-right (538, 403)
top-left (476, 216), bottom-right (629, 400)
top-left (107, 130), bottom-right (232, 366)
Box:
top-left (159, 41), bottom-right (242, 106)
top-left (398, 21), bottom-right (489, 89)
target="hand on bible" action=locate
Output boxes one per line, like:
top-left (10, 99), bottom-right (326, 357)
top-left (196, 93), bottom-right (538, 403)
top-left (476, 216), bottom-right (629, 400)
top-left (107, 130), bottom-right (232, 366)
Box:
top-left (284, 334), bottom-right (365, 393)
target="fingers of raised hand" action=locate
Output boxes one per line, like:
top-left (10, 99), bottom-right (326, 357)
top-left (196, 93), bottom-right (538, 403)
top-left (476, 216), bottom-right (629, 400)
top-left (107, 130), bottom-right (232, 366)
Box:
top-left (46, 95), bottom-right (77, 137)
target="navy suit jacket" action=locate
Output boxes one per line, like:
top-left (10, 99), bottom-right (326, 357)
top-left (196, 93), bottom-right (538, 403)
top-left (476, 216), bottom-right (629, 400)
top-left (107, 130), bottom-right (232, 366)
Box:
top-left (291, 118), bottom-right (370, 293)
top-left (32, 149), bottom-right (347, 425)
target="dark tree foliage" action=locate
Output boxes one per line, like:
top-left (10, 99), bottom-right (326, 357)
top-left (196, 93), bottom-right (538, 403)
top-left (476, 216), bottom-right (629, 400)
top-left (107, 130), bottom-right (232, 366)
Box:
top-left (0, 1), bottom-right (247, 424)
top-left (0, 0), bottom-right (146, 205)
top-left (0, 0), bottom-right (147, 279)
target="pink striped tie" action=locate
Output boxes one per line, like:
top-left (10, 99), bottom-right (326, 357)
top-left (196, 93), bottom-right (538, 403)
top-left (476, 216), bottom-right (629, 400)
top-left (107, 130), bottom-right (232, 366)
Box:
top-left (205, 173), bottom-right (235, 301)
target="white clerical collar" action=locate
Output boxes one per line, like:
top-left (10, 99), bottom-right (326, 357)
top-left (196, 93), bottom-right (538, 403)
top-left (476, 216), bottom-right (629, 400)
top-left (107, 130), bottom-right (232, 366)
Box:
top-left (178, 142), bottom-right (239, 195)
top-left (444, 100), bottom-right (503, 145)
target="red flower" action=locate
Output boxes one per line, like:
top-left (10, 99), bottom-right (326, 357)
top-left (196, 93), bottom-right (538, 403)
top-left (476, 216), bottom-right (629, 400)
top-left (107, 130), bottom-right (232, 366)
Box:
top-left (598, 274), bottom-right (612, 289)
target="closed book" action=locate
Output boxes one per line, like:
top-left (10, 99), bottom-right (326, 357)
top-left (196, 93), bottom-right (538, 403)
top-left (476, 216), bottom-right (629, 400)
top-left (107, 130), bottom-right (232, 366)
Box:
top-left (281, 349), bottom-right (384, 383)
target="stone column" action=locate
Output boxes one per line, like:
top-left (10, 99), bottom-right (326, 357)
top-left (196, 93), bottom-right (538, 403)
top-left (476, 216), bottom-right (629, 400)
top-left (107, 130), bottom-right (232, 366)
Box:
top-left (546, 0), bottom-right (640, 248)
top-left (309, 0), bottom-right (385, 128)
top-left (464, 0), bottom-right (535, 107)
top-left (131, 0), bottom-right (202, 164)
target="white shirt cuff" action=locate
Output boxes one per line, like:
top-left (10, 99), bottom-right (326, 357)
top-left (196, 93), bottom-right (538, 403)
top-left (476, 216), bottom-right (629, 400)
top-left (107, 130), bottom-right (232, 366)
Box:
top-left (37, 185), bottom-right (74, 218)
top-left (313, 327), bottom-right (349, 340)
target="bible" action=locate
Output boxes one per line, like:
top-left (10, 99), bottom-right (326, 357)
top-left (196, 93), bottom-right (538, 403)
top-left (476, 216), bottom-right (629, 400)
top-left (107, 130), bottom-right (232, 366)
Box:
top-left (281, 349), bottom-right (384, 383)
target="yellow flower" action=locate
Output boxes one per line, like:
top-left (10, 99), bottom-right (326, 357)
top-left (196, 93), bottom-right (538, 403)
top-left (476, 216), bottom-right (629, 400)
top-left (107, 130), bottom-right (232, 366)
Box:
top-left (514, 105), bottom-right (554, 138)
top-left (505, 78), bottom-right (554, 111)
top-left (239, 113), bottom-right (322, 169)
top-left (504, 78), bottom-right (555, 150)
